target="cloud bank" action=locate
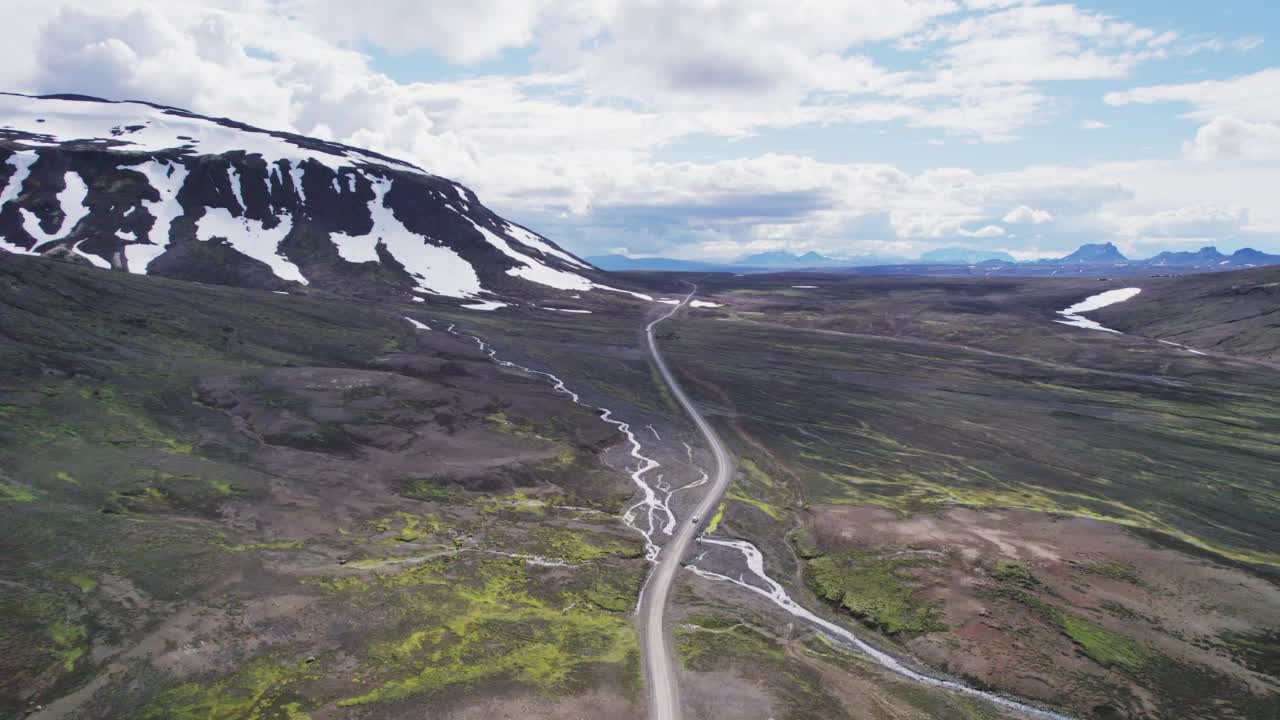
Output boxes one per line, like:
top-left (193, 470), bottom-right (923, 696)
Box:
top-left (2, 0), bottom-right (1276, 260)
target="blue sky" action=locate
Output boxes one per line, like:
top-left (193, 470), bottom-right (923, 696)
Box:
top-left (5, 0), bottom-right (1280, 260)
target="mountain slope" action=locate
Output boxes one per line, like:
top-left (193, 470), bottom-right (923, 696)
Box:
top-left (1090, 265), bottom-right (1280, 361)
top-left (1055, 242), bottom-right (1127, 264)
top-left (0, 92), bottom-right (643, 304)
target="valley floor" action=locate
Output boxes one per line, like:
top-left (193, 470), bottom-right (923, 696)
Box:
top-left (2, 257), bottom-right (1277, 719)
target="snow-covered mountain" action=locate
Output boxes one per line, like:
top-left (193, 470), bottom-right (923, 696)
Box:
top-left (0, 92), bottom-right (644, 305)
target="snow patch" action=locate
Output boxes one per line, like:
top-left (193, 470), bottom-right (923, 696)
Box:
top-left (0, 94), bottom-right (425, 175)
top-left (227, 166), bottom-right (246, 212)
top-left (463, 215), bottom-right (596, 291)
top-left (591, 283), bottom-right (654, 302)
top-left (504, 222), bottom-right (591, 269)
top-left (355, 176), bottom-right (484, 298)
top-left (791, 285), bottom-right (818, 289)
top-left (461, 300), bottom-right (508, 311)
top-left (1158, 339), bottom-right (1208, 356)
top-left (289, 164), bottom-right (307, 209)
top-left (403, 316), bottom-right (431, 330)
top-left (545, 308), bottom-right (592, 314)
top-left (1055, 287), bottom-right (1141, 333)
top-left (690, 300), bottom-right (723, 308)
top-left (72, 240), bottom-right (111, 268)
top-left (124, 160), bottom-right (189, 273)
top-left (0, 151), bottom-right (37, 210)
top-left (656, 298), bottom-right (681, 305)
top-left (196, 207), bottom-right (308, 285)
top-left (21, 171), bottom-right (90, 247)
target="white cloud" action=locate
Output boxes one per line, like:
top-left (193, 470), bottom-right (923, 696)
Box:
top-left (1184, 115), bottom-right (1280, 162)
top-left (1003, 205), bottom-right (1054, 224)
top-left (959, 224), bottom-right (1007, 237)
top-left (1104, 68), bottom-right (1280, 123)
top-left (1108, 204), bottom-right (1248, 239)
top-left (292, 0), bottom-right (551, 64)
top-left (1, 0), bottom-right (1277, 261)
top-left (1080, 119), bottom-right (1108, 130)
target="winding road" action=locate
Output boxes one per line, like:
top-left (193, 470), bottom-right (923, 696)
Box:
top-left (634, 287), bottom-right (1068, 720)
top-left (639, 286), bottom-right (735, 720)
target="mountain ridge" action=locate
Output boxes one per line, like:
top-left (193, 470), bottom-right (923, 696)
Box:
top-left (0, 92), bottom-right (659, 306)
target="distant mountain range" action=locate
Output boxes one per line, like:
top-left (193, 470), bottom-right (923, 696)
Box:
top-left (920, 248), bottom-right (1016, 264)
top-left (588, 243), bottom-right (1280, 276)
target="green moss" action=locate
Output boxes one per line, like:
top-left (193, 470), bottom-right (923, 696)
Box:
top-left (725, 490), bottom-right (781, 520)
top-left (137, 655), bottom-right (316, 720)
top-left (209, 479), bottom-right (239, 495)
top-left (985, 564), bottom-right (1154, 675)
top-left (704, 501), bottom-right (725, 534)
top-left (78, 384), bottom-right (195, 454)
top-left (739, 458), bottom-right (775, 488)
top-left (399, 477), bottom-right (461, 502)
top-left (528, 527), bottom-right (641, 562)
top-left (583, 575), bottom-right (635, 612)
top-left (1054, 610), bottom-right (1151, 673)
top-left (368, 511), bottom-right (444, 544)
top-left (67, 575), bottom-right (97, 594)
top-left (992, 560), bottom-right (1039, 588)
top-left (332, 559), bottom-right (638, 706)
top-left (0, 482), bottom-right (36, 501)
top-left (806, 551), bottom-right (943, 636)
top-left (677, 616), bottom-right (782, 671)
top-left (554, 447), bottom-right (576, 467)
top-left (54, 471), bottom-right (79, 485)
top-left (1082, 560), bottom-right (1142, 584)
top-left (49, 622), bottom-right (88, 672)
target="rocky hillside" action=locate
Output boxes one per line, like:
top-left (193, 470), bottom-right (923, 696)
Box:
top-left (1090, 264), bottom-right (1280, 362)
top-left (0, 93), bottom-right (642, 305)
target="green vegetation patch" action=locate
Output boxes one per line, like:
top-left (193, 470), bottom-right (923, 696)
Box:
top-left (67, 575), bottom-right (96, 594)
top-left (1081, 560), bottom-right (1143, 585)
top-left (704, 501), bottom-right (725, 534)
top-left (984, 560), bottom-right (1154, 675)
top-left (992, 560), bottom-right (1039, 588)
top-left (806, 551), bottom-right (943, 635)
top-left (723, 457), bottom-right (790, 522)
top-left (677, 616), bottom-right (782, 671)
top-left (321, 558), bottom-right (638, 706)
top-left (528, 527), bottom-right (642, 563)
top-left (0, 481), bottom-right (36, 501)
top-left (1055, 611), bottom-right (1152, 673)
top-left (369, 511), bottom-right (444, 544)
top-left (49, 621), bottom-right (88, 672)
top-left (138, 655), bottom-right (315, 720)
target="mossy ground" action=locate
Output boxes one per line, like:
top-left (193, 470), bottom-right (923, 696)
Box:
top-left (805, 551), bottom-right (944, 636)
top-left (0, 256), bottom-right (653, 716)
top-left (319, 556), bottom-right (641, 706)
top-left (137, 656), bottom-right (316, 720)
